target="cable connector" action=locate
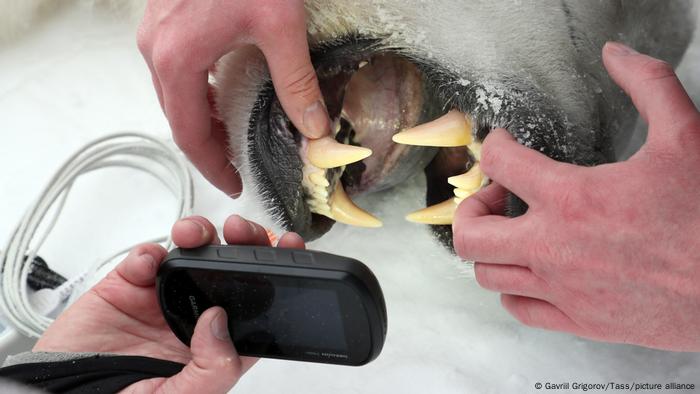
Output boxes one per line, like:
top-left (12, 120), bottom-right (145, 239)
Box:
top-left (27, 255), bottom-right (67, 291)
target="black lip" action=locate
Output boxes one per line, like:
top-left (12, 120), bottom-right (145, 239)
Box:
top-left (248, 86), bottom-right (324, 239)
top-left (247, 37), bottom-right (386, 241)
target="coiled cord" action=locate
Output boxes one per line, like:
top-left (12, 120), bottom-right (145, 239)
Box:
top-left (0, 132), bottom-right (193, 337)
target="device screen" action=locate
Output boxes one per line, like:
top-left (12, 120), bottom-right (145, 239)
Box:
top-left (161, 266), bottom-right (371, 362)
top-left (188, 270), bottom-right (348, 353)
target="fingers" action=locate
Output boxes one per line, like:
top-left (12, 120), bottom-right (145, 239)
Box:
top-left (115, 243), bottom-right (168, 287)
top-left (452, 182), bottom-right (531, 265)
top-left (223, 215), bottom-right (273, 246)
top-left (453, 183), bottom-right (511, 263)
top-left (474, 263), bottom-right (549, 299)
top-left (453, 131), bottom-right (569, 265)
top-left (138, 10), bottom-right (243, 197)
top-left (172, 216), bottom-right (220, 248)
top-left (480, 129), bottom-right (572, 206)
top-left (501, 294), bottom-right (581, 334)
top-left (254, 5), bottom-right (330, 139)
top-left (452, 216), bottom-right (530, 266)
top-left (602, 42), bottom-right (700, 147)
top-left (174, 215), bottom-right (306, 249)
top-left (158, 307), bottom-right (257, 394)
top-left (454, 182), bottom-right (509, 219)
top-left (277, 232), bottom-right (306, 249)
top-left (160, 69), bottom-right (243, 197)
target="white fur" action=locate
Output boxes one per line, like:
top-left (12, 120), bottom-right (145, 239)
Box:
top-left (213, 47), bottom-right (288, 231)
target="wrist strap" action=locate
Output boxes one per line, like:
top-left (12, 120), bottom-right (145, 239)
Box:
top-left (0, 354), bottom-right (184, 393)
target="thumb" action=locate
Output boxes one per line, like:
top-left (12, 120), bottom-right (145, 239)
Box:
top-left (255, 10), bottom-right (330, 139)
top-left (602, 42), bottom-right (700, 148)
top-left (158, 307), bottom-right (257, 394)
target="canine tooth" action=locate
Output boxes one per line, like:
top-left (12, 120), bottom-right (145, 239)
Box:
top-left (392, 110), bottom-right (472, 147)
top-left (359, 60), bottom-right (368, 68)
top-left (309, 172), bottom-right (330, 187)
top-left (307, 136), bottom-right (372, 169)
top-left (405, 198), bottom-right (457, 225)
top-left (448, 163), bottom-right (483, 190)
top-left (328, 183), bottom-right (382, 228)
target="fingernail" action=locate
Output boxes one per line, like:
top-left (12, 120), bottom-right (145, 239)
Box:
top-left (606, 42), bottom-right (637, 56)
top-left (246, 219), bottom-right (257, 234)
top-left (211, 310), bottom-right (230, 340)
top-left (303, 101), bottom-right (331, 138)
top-left (138, 252), bottom-right (155, 268)
top-left (489, 128), bottom-right (513, 141)
top-left (183, 218), bottom-right (208, 241)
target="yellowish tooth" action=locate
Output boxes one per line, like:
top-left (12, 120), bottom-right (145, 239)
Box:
top-left (309, 171), bottom-right (330, 187)
top-left (453, 188), bottom-right (474, 200)
top-left (307, 136), bottom-right (372, 169)
top-left (328, 183), bottom-right (382, 228)
top-left (308, 198), bottom-right (330, 210)
top-left (468, 142), bottom-right (482, 161)
top-left (308, 201), bottom-right (325, 210)
top-left (334, 121), bottom-right (342, 134)
top-left (405, 198), bottom-right (457, 225)
top-left (312, 189), bottom-right (329, 200)
top-left (392, 110), bottom-right (472, 147)
top-left (313, 206), bottom-right (331, 215)
top-left (448, 163), bottom-right (483, 190)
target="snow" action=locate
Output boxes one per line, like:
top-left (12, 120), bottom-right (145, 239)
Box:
top-left (1, 4), bottom-right (700, 394)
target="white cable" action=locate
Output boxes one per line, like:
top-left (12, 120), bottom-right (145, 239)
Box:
top-left (0, 132), bottom-right (194, 338)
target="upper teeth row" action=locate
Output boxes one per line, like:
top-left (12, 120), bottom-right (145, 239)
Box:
top-left (301, 110), bottom-right (485, 228)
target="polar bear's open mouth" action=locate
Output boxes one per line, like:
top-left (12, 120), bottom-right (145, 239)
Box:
top-left (248, 38), bottom-right (491, 241)
top-left (246, 36), bottom-right (605, 244)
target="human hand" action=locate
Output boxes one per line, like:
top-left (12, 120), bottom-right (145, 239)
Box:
top-left (34, 215), bottom-right (305, 393)
top-left (137, 0), bottom-right (330, 196)
top-left (452, 42), bottom-right (700, 351)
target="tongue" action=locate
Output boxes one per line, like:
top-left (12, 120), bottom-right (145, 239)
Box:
top-left (341, 54), bottom-right (438, 195)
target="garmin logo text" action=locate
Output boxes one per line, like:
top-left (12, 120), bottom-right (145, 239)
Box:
top-left (188, 295), bottom-right (201, 319)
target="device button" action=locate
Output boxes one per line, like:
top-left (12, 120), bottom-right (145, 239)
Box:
top-left (254, 249), bottom-right (276, 261)
top-left (217, 248), bottom-right (239, 259)
top-left (292, 251), bottom-right (314, 265)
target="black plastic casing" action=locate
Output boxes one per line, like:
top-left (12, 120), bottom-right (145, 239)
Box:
top-left (157, 245), bottom-right (387, 366)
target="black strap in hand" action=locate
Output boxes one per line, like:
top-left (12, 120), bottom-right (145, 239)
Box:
top-left (0, 354), bottom-right (184, 393)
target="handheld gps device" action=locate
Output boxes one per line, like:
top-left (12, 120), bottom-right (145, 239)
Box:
top-left (157, 245), bottom-right (387, 366)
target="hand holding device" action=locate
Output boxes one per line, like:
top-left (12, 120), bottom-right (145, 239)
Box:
top-left (32, 215), bottom-right (304, 394)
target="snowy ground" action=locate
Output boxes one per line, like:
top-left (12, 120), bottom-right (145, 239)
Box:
top-left (1, 4), bottom-right (700, 394)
